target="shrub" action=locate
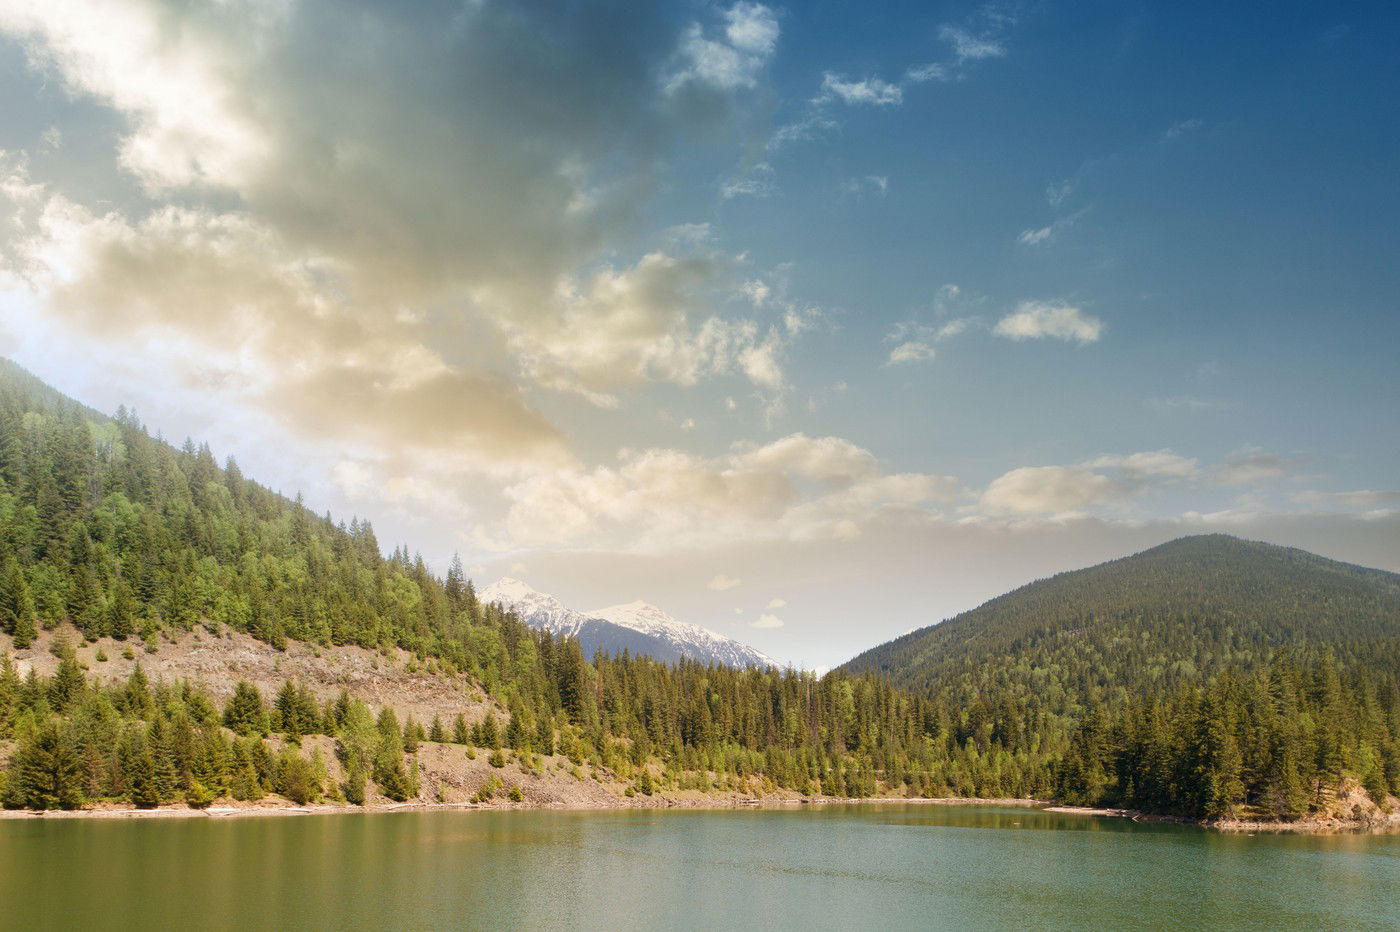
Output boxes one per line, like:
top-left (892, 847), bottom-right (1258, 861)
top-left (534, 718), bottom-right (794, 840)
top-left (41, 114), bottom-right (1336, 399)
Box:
top-left (186, 781), bottom-right (216, 809)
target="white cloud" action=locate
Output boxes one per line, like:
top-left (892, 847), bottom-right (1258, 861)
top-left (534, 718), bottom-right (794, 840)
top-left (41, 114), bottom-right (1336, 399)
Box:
top-left (981, 466), bottom-right (1118, 516)
top-left (487, 249), bottom-right (804, 404)
top-left (994, 301), bottom-right (1103, 344)
top-left (1017, 210), bottom-right (1086, 246)
top-left (817, 73), bottom-right (903, 107)
top-left (0, 0), bottom-right (812, 467)
top-left (708, 574), bottom-right (742, 591)
top-left (887, 341), bottom-right (935, 365)
top-left (767, 597), bottom-right (786, 609)
top-left (980, 449), bottom-right (1199, 516)
top-left (484, 433), bottom-right (958, 552)
top-left (1086, 450), bottom-right (1200, 479)
top-left (666, 3), bottom-right (779, 93)
top-left (0, 0), bottom-right (274, 191)
top-left (751, 613), bottom-right (784, 629)
top-left (1017, 225), bottom-right (1054, 246)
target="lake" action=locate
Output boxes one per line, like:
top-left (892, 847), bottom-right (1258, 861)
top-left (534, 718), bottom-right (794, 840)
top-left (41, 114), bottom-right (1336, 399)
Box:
top-left (0, 804), bottom-right (1395, 930)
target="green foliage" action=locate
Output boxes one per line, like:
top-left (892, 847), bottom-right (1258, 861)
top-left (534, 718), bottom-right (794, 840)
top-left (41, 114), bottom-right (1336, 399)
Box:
top-left (848, 535), bottom-right (1400, 819)
top-left (276, 747), bottom-right (319, 805)
top-left (185, 780), bottom-right (216, 809)
top-left (6, 721), bottom-right (83, 810)
top-left (223, 681), bottom-right (268, 737)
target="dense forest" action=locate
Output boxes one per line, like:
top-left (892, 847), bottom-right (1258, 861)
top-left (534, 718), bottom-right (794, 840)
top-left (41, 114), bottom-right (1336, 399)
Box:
top-left (1, 360), bottom-right (1396, 820)
top-left (0, 361), bottom-right (963, 805)
top-left (846, 534), bottom-right (1400, 818)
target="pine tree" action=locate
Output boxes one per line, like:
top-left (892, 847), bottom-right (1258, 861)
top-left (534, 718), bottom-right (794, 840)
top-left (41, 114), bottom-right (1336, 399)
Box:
top-left (276, 680), bottom-right (303, 741)
top-left (223, 681), bottom-right (268, 736)
top-left (0, 556), bottom-right (37, 649)
top-left (10, 722), bottom-right (83, 810)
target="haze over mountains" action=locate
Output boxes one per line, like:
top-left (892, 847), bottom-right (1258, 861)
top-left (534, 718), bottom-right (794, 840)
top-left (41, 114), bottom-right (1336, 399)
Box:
top-left (478, 578), bottom-right (780, 670)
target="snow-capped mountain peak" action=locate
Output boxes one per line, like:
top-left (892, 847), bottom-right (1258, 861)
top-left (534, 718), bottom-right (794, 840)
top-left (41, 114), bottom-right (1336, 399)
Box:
top-left (588, 600), bottom-right (780, 669)
top-left (479, 579), bottom-right (780, 669)
top-left (478, 577), bottom-right (589, 637)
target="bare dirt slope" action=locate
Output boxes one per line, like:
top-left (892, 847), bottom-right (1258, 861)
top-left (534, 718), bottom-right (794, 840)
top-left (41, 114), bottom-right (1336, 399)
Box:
top-left (3, 625), bottom-right (496, 727)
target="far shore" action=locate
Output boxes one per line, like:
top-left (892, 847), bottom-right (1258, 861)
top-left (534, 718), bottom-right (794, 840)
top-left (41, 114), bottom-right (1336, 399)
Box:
top-left (4, 795), bottom-right (1395, 834)
top-left (0, 795), bottom-right (1047, 822)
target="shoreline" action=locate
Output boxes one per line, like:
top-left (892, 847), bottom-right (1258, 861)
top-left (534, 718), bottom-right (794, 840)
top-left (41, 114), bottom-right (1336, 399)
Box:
top-left (4, 795), bottom-right (1395, 834)
top-left (0, 794), bottom-right (1045, 822)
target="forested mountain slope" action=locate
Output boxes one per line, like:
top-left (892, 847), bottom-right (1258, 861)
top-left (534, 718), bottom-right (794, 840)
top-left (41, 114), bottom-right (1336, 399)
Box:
top-left (845, 535), bottom-right (1400, 700)
top-left (843, 536), bottom-right (1400, 820)
top-left (0, 360), bottom-right (945, 809)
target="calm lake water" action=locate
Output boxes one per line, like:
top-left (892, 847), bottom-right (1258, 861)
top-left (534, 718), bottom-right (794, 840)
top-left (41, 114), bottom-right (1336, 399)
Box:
top-left (0, 804), bottom-right (1395, 930)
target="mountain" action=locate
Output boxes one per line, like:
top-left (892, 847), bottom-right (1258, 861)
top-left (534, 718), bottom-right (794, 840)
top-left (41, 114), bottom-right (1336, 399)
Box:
top-left (844, 534), bottom-right (1400, 697)
top-left (478, 578), bottom-right (779, 669)
top-left (588, 600), bottom-right (780, 669)
top-left (0, 358), bottom-right (945, 813)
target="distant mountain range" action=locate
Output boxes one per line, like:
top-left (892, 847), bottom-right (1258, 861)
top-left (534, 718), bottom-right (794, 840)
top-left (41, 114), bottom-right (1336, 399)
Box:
top-left (478, 578), bottom-right (779, 669)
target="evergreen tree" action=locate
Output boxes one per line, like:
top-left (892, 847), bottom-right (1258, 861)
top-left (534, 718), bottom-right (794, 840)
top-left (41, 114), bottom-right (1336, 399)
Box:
top-left (8, 722), bottom-right (83, 810)
top-left (0, 556), bottom-right (37, 649)
top-left (223, 681), bottom-right (268, 736)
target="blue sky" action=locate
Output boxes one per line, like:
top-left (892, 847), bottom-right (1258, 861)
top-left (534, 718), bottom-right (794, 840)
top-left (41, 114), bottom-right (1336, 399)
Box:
top-left (0, 0), bottom-right (1396, 667)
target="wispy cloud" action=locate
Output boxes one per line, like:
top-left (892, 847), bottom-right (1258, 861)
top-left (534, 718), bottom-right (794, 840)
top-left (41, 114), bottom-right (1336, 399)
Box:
top-left (840, 174), bottom-right (889, 197)
top-left (939, 25), bottom-right (1007, 63)
top-left (816, 73), bottom-right (903, 107)
top-left (1291, 489), bottom-right (1400, 509)
top-left (1215, 446), bottom-right (1291, 485)
top-left (884, 313), bottom-right (977, 366)
top-left (1148, 395), bottom-right (1232, 412)
top-left (1017, 209), bottom-right (1087, 246)
top-left (1162, 118), bottom-right (1204, 141)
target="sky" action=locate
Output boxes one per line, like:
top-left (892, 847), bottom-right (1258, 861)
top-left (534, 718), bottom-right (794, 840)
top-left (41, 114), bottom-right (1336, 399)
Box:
top-left (0, 0), bottom-right (1396, 669)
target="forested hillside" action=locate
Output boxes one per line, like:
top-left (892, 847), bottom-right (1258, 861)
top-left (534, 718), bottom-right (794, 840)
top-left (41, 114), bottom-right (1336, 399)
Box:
top-left (846, 535), bottom-right (1400, 696)
top-left (845, 536), bottom-right (1400, 819)
top-left (0, 361), bottom-right (950, 807)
